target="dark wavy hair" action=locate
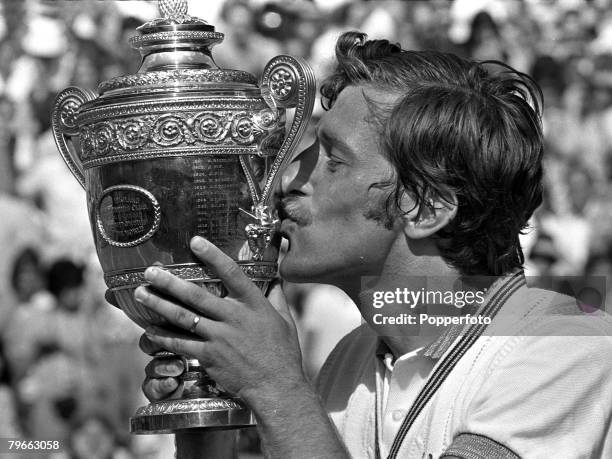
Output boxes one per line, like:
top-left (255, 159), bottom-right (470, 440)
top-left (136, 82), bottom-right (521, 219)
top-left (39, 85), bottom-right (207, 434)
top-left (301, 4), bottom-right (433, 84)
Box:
top-left (321, 32), bottom-right (544, 276)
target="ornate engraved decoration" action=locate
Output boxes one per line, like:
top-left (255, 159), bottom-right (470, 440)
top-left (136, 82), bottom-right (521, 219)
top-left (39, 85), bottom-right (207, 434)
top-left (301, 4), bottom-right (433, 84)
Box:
top-left (246, 224), bottom-right (274, 261)
top-left (269, 66), bottom-right (297, 101)
top-left (115, 120), bottom-right (150, 150)
top-left (104, 262), bottom-right (278, 289)
top-left (129, 30), bottom-right (224, 47)
top-left (159, 0), bottom-right (188, 19)
top-left (78, 109), bottom-right (282, 167)
top-left (52, 86), bottom-right (97, 188)
top-left (246, 55), bottom-right (315, 226)
top-left (134, 398), bottom-right (246, 416)
top-left (99, 69), bottom-right (256, 94)
top-left (259, 56), bottom-right (315, 204)
top-left (96, 185), bottom-right (161, 248)
top-left (59, 100), bottom-right (79, 130)
top-left (78, 98), bottom-right (267, 124)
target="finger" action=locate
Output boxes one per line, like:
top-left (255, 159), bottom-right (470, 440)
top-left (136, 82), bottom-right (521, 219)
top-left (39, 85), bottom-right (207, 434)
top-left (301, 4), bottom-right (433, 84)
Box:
top-left (145, 325), bottom-right (211, 360)
top-left (144, 356), bottom-right (185, 378)
top-left (139, 333), bottom-right (166, 355)
top-left (267, 279), bottom-right (294, 325)
top-left (135, 286), bottom-right (219, 336)
top-left (142, 267), bottom-right (227, 320)
top-left (190, 236), bottom-right (259, 299)
top-left (142, 376), bottom-right (183, 402)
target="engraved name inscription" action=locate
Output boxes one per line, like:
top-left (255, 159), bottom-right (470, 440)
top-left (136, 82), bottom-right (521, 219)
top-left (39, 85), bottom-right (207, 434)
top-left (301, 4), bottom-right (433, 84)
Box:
top-left (96, 185), bottom-right (161, 247)
top-left (193, 157), bottom-right (244, 247)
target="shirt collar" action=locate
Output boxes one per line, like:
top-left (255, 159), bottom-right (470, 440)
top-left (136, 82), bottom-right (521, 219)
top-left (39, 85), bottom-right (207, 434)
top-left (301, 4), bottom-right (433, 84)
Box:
top-left (375, 269), bottom-right (526, 360)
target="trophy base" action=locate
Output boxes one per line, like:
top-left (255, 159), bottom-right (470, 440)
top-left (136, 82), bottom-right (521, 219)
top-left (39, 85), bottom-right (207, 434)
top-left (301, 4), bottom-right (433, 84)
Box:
top-left (130, 397), bottom-right (255, 434)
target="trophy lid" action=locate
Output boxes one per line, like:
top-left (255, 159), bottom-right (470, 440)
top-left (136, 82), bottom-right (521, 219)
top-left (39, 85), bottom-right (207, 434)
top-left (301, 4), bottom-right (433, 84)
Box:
top-left (98, 0), bottom-right (258, 96)
top-left (137, 0), bottom-right (214, 33)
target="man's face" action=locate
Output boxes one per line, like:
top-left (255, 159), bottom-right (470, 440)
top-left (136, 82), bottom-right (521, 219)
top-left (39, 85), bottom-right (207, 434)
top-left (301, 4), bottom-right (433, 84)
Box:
top-left (278, 86), bottom-right (403, 287)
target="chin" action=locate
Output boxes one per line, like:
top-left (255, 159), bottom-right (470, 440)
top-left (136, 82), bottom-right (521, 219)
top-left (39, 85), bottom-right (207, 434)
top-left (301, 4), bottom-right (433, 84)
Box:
top-left (279, 257), bottom-right (351, 286)
top-left (279, 259), bottom-right (310, 283)
top-left (279, 256), bottom-right (323, 284)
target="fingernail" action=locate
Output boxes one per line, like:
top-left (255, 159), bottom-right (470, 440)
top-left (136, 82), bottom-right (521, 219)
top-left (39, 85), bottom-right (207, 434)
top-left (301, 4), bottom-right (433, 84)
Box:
top-left (163, 377), bottom-right (177, 389)
top-left (145, 266), bottom-right (160, 280)
top-left (191, 236), bottom-right (208, 252)
top-left (163, 362), bottom-right (181, 374)
top-left (135, 287), bottom-right (149, 302)
top-left (145, 333), bottom-right (160, 343)
top-left (145, 326), bottom-right (159, 337)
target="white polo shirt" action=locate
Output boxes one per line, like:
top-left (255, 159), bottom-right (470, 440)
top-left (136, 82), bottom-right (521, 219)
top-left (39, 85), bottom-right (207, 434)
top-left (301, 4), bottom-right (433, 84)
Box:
top-left (317, 273), bottom-right (612, 458)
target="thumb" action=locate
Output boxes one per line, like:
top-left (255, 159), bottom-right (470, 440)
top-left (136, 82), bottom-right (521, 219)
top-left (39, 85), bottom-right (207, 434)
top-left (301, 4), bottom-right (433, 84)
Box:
top-left (267, 279), bottom-right (294, 325)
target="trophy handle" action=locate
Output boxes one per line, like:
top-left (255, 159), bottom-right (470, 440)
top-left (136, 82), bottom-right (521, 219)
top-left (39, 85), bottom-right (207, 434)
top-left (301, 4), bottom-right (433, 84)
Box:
top-left (259, 55), bottom-right (316, 207)
top-left (51, 86), bottom-right (96, 189)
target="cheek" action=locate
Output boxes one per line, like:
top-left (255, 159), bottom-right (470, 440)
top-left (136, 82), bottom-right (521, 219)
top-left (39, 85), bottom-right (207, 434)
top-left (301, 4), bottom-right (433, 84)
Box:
top-left (310, 178), bottom-right (371, 222)
top-left (280, 214), bottom-right (399, 282)
top-left (310, 217), bottom-right (397, 264)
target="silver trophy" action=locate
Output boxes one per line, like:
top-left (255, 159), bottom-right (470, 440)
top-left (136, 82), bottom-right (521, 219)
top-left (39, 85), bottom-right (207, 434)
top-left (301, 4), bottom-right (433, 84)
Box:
top-left (51, 0), bottom-right (315, 439)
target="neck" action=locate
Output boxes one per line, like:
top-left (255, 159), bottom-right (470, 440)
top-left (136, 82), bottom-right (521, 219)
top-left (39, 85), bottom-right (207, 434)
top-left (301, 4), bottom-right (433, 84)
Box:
top-left (348, 235), bottom-right (475, 357)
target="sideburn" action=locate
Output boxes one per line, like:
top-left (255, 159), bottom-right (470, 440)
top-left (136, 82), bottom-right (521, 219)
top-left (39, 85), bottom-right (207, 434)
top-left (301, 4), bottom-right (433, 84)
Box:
top-left (362, 192), bottom-right (398, 230)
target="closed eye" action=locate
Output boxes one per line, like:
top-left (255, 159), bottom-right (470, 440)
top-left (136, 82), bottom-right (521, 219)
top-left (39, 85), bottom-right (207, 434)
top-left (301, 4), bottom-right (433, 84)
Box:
top-left (325, 156), bottom-right (341, 172)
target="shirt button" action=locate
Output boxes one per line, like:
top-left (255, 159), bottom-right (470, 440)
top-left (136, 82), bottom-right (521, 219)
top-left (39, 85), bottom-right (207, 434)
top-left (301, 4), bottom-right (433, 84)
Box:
top-left (392, 409), bottom-right (406, 421)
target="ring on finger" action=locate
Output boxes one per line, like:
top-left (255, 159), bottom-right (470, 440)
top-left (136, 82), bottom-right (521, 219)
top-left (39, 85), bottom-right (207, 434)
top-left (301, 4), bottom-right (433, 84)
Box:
top-left (189, 315), bottom-right (201, 334)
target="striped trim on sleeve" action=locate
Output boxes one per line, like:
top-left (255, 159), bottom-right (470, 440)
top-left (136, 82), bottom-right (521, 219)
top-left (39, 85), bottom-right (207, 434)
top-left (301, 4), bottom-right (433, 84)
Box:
top-left (441, 433), bottom-right (520, 459)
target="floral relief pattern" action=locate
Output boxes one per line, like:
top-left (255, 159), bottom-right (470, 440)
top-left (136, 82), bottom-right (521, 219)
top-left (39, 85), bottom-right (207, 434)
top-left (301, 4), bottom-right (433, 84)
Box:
top-left (98, 69), bottom-right (256, 94)
top-left (269, 68), bottom-right (295, 99)
top-left (59, 99), bottom-right (79, 129)
top-left (79, 109), bottom-right (281, 162)
top-left (104, 262), bottom-right (277, 289)
top-left (134, 398), bottom-right (246, 416)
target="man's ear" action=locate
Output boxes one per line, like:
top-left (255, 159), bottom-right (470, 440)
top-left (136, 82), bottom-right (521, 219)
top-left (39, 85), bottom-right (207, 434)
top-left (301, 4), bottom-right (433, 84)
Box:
top-left (401, 189), bottom-right (457, 239)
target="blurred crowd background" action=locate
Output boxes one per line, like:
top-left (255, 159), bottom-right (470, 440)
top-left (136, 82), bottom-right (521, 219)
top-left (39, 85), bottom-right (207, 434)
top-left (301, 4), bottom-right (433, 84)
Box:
top-left (1, 0), bottom-right (612, 457)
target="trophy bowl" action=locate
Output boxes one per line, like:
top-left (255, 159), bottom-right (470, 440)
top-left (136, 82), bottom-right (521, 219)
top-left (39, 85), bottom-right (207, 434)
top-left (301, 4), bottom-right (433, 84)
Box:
top-left (51, 0), bottom-right (314, 434)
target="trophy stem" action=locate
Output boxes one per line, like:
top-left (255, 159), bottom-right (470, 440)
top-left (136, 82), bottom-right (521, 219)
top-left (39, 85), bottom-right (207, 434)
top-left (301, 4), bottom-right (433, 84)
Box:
top-left (130, 354), bottom-right (255, 434)
top-left (175, 429), bottom-right (239, 459)
top-left (181, 357), bottom-right (219, 399)
top-left (130, 397), bottom-right (254, 434)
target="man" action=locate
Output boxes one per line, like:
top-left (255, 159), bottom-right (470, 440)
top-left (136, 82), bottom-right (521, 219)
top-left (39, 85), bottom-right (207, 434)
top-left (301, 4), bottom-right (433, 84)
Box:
top-left (134, 33), bottom-right (612, 458)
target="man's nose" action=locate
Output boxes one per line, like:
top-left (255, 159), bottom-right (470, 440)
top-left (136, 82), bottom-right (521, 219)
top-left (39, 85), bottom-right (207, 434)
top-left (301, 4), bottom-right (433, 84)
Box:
top-left (280, 140), bottom-right (317, 197)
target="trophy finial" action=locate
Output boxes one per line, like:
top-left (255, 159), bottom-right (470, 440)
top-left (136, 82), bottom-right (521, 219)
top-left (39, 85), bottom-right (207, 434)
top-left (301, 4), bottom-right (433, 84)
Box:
top-left (159, 0), bottom-right (189, 19)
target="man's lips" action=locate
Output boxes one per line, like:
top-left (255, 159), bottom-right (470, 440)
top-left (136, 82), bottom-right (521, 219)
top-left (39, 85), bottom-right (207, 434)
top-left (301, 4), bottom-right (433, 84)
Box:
top-left (279, 218), bottom-right (296, 237)
top-left (278, 198), bottom-right (312, 226)
top-left (277, 198), bottom-right (297, 221)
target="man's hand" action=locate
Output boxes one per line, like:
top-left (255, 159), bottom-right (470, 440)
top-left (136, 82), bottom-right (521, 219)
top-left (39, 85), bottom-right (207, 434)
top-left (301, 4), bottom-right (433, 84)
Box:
top-left (139, 348), bottom-right (185, 401)
top-left (135, 237), bottom-right (348, 458)
top-left (134, 236), bottom-right (306, 405)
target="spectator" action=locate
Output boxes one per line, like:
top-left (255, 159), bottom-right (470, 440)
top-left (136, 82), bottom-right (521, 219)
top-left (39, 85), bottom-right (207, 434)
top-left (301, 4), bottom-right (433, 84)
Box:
top-left (1, 1), bottom-right (612, 454)
top-left (0, 341), bottom-right (22, 438)
top-left (60, 413), bottom-right (133, 459)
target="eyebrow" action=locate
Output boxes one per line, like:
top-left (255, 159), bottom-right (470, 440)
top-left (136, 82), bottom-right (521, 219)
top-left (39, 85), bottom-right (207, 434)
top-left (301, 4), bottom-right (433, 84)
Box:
top-left (316, 125), bottom-right (355, 158)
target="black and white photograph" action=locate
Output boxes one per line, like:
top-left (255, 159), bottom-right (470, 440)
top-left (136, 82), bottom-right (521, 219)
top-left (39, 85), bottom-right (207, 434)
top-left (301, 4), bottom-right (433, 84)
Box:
top-left (0, 0), bottom-right (611, 458)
